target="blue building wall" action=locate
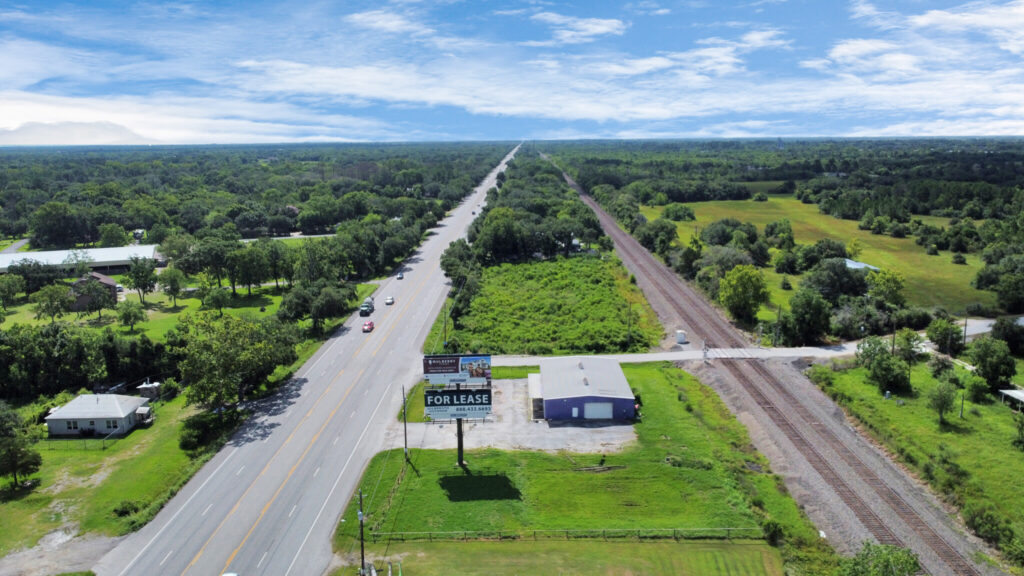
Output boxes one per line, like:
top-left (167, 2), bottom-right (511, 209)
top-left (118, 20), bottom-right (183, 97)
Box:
top-left (543, 395), bottom-right (635, 421)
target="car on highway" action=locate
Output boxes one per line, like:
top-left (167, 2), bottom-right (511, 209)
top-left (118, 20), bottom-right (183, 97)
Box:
top-left (362, 321), bottom-right (374, 332)
top-left (397, 272), bottom-right (404, 279)
top-left (385, 296), bottom-right (394, 305)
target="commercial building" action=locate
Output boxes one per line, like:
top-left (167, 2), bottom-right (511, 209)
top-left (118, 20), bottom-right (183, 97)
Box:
top-left (531, 356), bottom-right (636, 421)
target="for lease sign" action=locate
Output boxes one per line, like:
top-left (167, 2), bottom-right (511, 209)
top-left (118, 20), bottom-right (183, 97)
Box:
top-left (424, 389), bottom-right (492, 420)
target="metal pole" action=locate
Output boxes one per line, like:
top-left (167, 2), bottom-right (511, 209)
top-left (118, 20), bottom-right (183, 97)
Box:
top-left (402, 385), bottom-right (408, 461)
top-left (359, 490), bottom-right (366, 575)
top-left (456, 381), bottom-right (464, 466)
top-left (963, 317), bottom-right (968, 347)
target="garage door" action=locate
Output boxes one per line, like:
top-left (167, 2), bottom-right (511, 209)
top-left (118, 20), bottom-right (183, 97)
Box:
top-left (583, 402), bottom-right (613, 419)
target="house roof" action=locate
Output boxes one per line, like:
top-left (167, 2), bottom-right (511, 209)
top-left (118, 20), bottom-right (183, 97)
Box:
top-left (0, 245), bottom-right (160, 273)
top-left (45, 394), bottom-right (149, 421)
top-left (75, 271), bottom-right (118, 287)
top-left (1000, 389), bottom-right (1024, 404)
top-left (539, 356), bottom-right (633, 401)
top-left (844, 258), bottom-right (880, 271)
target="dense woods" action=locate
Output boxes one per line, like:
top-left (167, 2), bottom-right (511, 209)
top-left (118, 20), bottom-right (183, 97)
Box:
top-left (0, 143), bottom-right (511, 403)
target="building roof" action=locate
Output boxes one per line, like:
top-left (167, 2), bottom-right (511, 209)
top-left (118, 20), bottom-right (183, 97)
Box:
top-left (539, 356), bottom-right (633, 400)
top-left (1000, 389), bottom-right (1024, 404)
top-left (844, 258), bottom-right (880, 271)
top-left (45, 394), bottom-right (149, 421)
top-left (0, 245), bottom-right (160, 273)
top-left (75, 271), bottom-right (118, 287)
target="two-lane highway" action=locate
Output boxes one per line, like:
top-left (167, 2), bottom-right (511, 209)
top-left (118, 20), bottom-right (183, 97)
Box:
top-left (95, 144), bottom-right (519, 576)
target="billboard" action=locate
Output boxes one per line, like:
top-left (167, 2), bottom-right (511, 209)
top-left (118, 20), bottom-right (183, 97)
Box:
top-left (424, 389), bottom-right (492, 420)
top-left (423, 354), bottom-right (491, 385)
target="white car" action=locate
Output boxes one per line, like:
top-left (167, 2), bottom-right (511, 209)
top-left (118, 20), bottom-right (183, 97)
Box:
top-left (385, 296), bottom-right (395, 305)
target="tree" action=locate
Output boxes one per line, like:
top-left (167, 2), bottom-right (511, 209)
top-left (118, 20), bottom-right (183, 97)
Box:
top-left (867, 269), bottom-right (906, 308)
top-left (857, 336), bottom-right (911, 394)
top-left (177, 313), bottom-right (298, 409)
top-left (77, 279), bottom-right (116, 319)
top-left (840, 542), bottom-right (919, 576)
top-left (0, 435), bottom-right (42, 488)
top-left (62, 249), bottom-right (93, 278)
top-left (846, 238), bottom-right (864, 261)
top-left (801, 258), bottom-right (868, 305)
top-left (205, 288), bottom-right (231, 316)
top-left (926, 318), bottom-right (964, 356)
top-left (996, 273), bottom-right (1024, 314)
top-left (30, 201), bottom-right (82, 248)
top-left (117, 300), bottom-right (146, 333)
top-left (0, 274), bottom-right (24, 311)
top-left (788, 288), bottom-right (831, 345)
top-left (928, 380), bottom-right (957, 425)
top-left (158, 233), bottom-right (196, 265)
top-left (7, 259), bottom-right (62, 295)
top-left (158, 267), bottom-right (187, 307)
top-left (259, 238), bottom-right (293, 289)
top-left (31, 284), bottom-right (74, 324)
top-left (968, 336), bottom-right (1016, 394)
top-left (991, 316), bottom-right (1024, 356)
top-left (718, 264), bottom-right (769, 323)
top-left (98, 223), bottom-right (130, 247)
top-left (310, 285), bottom-right (354, 331)
top-left (894, 328), bottom-right (924, 364)
top-left (124, 256), bottom-right (158, 305)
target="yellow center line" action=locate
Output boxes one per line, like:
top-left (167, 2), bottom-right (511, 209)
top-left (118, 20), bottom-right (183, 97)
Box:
top-left (216, 273), bottom-right (438, 573)
top-left (180, 332), bottom-right (373, 575)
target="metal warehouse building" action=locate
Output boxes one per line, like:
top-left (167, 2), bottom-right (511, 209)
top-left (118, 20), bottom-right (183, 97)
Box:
top-left (0, 245), bottom-right (162, 274)
top-left (530, 357), bottom-right (636, 421)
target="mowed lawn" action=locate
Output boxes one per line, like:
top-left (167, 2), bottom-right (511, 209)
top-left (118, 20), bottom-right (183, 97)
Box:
top-left (824, 363), bottom-right (1024, 546)
top-left (329, 540), bottom-right (783, 576)
top-left (641, 195), bottom-right (995, 316)
top-left (337, 363), bottom-right (836, 574)
top-left (0, 396), bottom-right (197, 555)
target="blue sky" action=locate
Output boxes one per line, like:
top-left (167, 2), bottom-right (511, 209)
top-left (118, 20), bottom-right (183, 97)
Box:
top-left (2, 0), bottom-right (1023, 144)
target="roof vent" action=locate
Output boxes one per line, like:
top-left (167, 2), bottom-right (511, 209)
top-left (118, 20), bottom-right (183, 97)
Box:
top-left (583, 377), bottom-right (589, 386)
top-left (578, 360), bottom-right (584, 370)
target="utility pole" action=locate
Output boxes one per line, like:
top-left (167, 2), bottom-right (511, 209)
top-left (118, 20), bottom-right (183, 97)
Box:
top-left (626, 302), bottom-right (632, 351)
top-left (402, 385), bottom-right (409, 461)
top-left (963, 316), bottom-right (968, 347)
top-left (358, 490), bottom-right (366, 575)
top-left (443, 301), bottom-right (448, 350)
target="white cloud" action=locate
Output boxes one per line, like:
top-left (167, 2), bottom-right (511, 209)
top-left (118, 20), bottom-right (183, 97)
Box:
top-left (0, 37), bottom-right (98, 89)
top-left (345, 9), bottom-right (431, 36)
top-left (910, 1), bottom-right (1024, 55)
top-left (524, 12), bottom-right (627, 46)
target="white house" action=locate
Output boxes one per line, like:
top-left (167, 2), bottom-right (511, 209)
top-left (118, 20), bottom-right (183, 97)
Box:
top-left (45, 394), bottom-right (150, 437)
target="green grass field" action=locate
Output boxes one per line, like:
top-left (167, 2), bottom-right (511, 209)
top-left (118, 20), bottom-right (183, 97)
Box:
top-left (424, 255), bottom-right (662, 355)
top-left (821, 362), bottom-right (1024, 565)
top-left (338, 363), bottom-right (837, 574)
top-left (329, 540), bottom-right (784, 576)
top-left (641, 195), bottom-right (995, 320)
top-left (0, 396), bottom-right (198, 555)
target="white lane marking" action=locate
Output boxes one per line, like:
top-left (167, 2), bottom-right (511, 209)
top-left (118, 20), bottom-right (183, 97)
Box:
top-left (236, 465), bottom-right (245, 476)
top-left (201, 504), bottom-right (212, 517)
top-left (257, 551), bottom-right (268, 569)
top-left (116, 448), bottom-right (238, 576)
top-left (159, 550), bottom-right (174, 566)
top-left (332, 436), bottom-right (339, 446)
top-left (313, 466), bottom-right (320, 478)
top-left (350, 411), bottom-right (356, 419)
top-left (289, 505), bottom-right (297, 518)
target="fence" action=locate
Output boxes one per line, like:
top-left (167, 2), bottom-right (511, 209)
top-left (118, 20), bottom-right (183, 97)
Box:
top-left (39, 436), bottom-right (121, 451)
top-left (369, 526), bottom-right (762, 544)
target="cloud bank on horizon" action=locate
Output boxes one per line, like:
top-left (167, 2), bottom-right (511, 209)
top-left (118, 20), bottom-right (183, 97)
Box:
top-left (1, 0), bottom-right (1023, 144)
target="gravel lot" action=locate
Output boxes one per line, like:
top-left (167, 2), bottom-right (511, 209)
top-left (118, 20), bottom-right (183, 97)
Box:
top-left (381, 379), bottom-right (637, 455)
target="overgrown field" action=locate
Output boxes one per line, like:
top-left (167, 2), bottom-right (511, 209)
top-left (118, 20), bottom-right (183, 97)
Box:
top-left (328, 540), bottom-right (784, 576)
top-left (337, 363), bottom-right (837, 574)
top-left (817, 362), bottom-right (1024, 571)
top-left (428, 256), bottom-right (662, 355)
top-left (0, 396), bottom-right (199, 555)
top-left (642, 195), bottom-right (994, 317)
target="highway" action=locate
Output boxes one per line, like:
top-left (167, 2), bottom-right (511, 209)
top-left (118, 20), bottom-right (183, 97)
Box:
top-left (94, 144), bottom-right (519, 576)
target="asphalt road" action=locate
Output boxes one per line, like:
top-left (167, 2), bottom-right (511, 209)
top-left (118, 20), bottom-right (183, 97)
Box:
top-left (94, 145), bottom-right (519, 576)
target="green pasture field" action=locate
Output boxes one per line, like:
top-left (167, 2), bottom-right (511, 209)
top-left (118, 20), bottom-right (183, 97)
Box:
top-left (822, 362), bottom-right (1024, 563)
top-left (424, 255), bottom-right (662, 355)
top-left (641, 195), bottom-right (995, 318)
top-left (338, 363), bottom-right (837, 574)
top-left (329, 540), bottom-right (784, 576)
top-left (0, 396), bottom-right (198, 556)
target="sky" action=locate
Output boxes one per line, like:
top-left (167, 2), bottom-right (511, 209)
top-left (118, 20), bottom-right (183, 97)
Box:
top-left (1, 0), bottom-right (1023, 144)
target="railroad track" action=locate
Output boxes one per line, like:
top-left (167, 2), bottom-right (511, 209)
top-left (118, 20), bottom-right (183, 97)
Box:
top-left (560, 165), bottom-right (983, 575)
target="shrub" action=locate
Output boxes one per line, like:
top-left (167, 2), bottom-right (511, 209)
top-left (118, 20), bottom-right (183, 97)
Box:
top-left (928, 355), bottom-right (953, 378)
top-left (806, 365), bottom-right (835, 387)
top-left (1005, 538), bottom-right (1024, 566)
top-left (113, 500), bottom-right (141, 517)
top-left (927, 244), bottom-right (939, 255)
top-left (952, 253), bottom-right (967, 265)
top-left (780, 276), bottom-right (792, 290)
top-left (762, 518), bottom-right (783, 546)
top-left (963, 503), bottom-right (1014, 547)
top-left (753, 192), bottom-right (768, 202)
top-left (892, 307), bottom-right (932, 330)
